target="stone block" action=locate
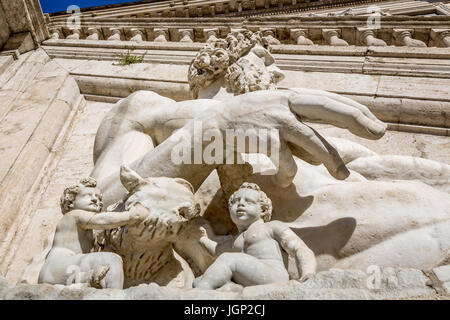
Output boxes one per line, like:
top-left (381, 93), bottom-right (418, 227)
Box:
top-left (0, 6), bottom-right (10, 49)
top-left (0, 273), bottom-right (12, 299)
top-left (2, 51), bottom-right (50, 92)
top-left (56, 76), bottom-right (82, 107)
top-left (0, 89), bottom-right (20, 120)
top-left (30, 99), bottom-right (72, 150)
top-left (35, 60), bottom-right (70, 79)
top-left (0, 96), bottom-right (50, 183)
top-left (398, 99), bottom-right (447, 128)
top-left (0, 0), bottom-right (31, 34)
top-left (377, 75), bottom-right (450, 102)
top-left (3, 32), bottom-right (35, 54)
top-left (300, 268), bottom-right (368, 289)
top-left (443, 282), bottom-right (450, 294)
top-left (3, 284), bottom-right (61, 300)
top-left (0, 0), bottom-right (48, 45)
top-left (0, 140), bottom-right (49, 245)
top-left (433, 265), bottom-right (450, 283)
top-left (0, 56), bottom-right (14, 75)
top-left (0, 267), bottom-right (441, 300)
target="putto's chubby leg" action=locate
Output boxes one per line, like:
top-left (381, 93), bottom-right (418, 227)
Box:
top-left (38, 254), bottom-right (83, 286)
top-left (193, 252), bottom-right (289, 290)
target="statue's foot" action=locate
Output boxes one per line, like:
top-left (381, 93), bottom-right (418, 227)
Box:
top-left (217, 281), bottom-right (244, 293)
top-left (89, 265), bottom-right (110, 289)
top-left (192, 276), bottom-right (203, 288)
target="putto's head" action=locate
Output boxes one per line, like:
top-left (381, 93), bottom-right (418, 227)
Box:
top-left (60, 177), bottom-right (103, 214)
top-left (228, 182), bottom-right (272, 228)
top-left (188, 30), bottom-right (285, 98)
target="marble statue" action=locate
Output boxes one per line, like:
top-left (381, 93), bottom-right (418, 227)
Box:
top-left (98, 166), bottom-right (203, 288)
top-left (38, 178), bottom-right (149, 289)
top-left (193, 182), bottom-right (316, 290)
top-left (90, 31), bottom-right (449, 287)
top-left (92, 31), bottom-right (387, 205)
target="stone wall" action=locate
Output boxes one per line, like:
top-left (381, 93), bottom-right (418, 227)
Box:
top-left (42, 40), bottom-right (450, 136)
top-left (0, 0), bottom-right (448, 294)
top-left (3, 81), bottom-right (449, 285)
top-left (0, 4), bottom-right (10, 49)
top-left (0, 0), bottom-right (48, 48)
top-left (4, 100), bottom-right (111, 285)
top-left (0, 49), bottom-right (85, 279)
top-left (1, 267), bottom-right (449, 300)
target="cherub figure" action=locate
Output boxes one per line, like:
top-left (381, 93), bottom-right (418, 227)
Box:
top-left (38, 177), bottom-right (149, 289)
top-left (193, 182), bottom-right (317, 290)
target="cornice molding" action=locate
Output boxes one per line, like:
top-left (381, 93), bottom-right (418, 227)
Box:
top-left (48, 0), bottom-right (449, 21)
top-left (47, 16), bottom-right (450, 47)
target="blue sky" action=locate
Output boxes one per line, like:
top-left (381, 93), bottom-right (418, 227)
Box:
top-left (38, 0), bottom-right (439, 14)
top-left (39, 0), bottom-right (138, 13)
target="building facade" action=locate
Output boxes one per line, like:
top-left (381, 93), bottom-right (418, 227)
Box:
top-left (0, 0), bottom-right (449, 298)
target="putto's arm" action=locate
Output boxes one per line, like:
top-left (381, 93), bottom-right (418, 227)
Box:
top-left (77, 204), bottom-right (148, 230)
top-left (272, 221), bottom-right (317, 281)
top-left (178, 218), bottom-right (233, 257)
top-left (207, 235), bottom-right (234, 257)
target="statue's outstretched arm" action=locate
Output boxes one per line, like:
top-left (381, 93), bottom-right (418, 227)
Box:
top-left (99, 90), bottom-right (387, 205)
top-left (284, 91), bottom-right (387, 182)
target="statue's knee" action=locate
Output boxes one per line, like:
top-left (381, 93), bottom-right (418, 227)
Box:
top-left (216, 252), bottom-right (238, 265)
top-left (217, 252), bottom-right (232, 260)
top-left (105, 253), bottom-right (123, 268)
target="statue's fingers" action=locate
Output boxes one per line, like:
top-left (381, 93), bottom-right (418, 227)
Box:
top-left (289, 94), bottom-right (386, 140)
top-left (288, 142), bottom-right (321, 166)
top-left (289, 88), bottom-right (381, 123)
top-left (270, 139), bottom-right (297, 187)
top-left (283, 120), bottom-right (349, 180)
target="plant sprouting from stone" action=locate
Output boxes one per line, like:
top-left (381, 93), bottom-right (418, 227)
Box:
top-left (115, 47), bottom-right (147, 66)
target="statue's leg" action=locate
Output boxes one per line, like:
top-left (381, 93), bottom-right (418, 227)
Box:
top-left (194, 252), bottom-right (289, 289)
top-left (92, 131), bottom-right (154, 182)
top-left (347, 155), bottom-right (450, 193)
top-left (38, 254), bottom-right (83, 285)
top-left (92, 131), bottom-right (155, 205)
top-left (333, 219), bottom-right (450, 270)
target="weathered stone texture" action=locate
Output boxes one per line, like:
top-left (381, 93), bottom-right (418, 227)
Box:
top-left (1, 267), bottom-right (445, 300)
top-left (5, 101), bottom-right (111, 285)
top-left (0, 5), bottom-right (10, 49)
top-left (433, 265), bottom-right (450, 294)
top-left (314, 124), bottom-right (450, 165)
top-left (0, 0), bottom-right (48, 47)
top-left (0, 49), bottom-right (84, 279)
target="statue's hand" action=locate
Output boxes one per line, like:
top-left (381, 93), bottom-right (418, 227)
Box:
top-left (286, 90), bottom-right (387, 184)
top-left (177, 218), bottom-right (211, 243)
top-left (299, 272), bottom-right (315, 283)
top-left (210, 90), bottom-right (386, 187)
top-left (129, 203), bottom-right (150, 223)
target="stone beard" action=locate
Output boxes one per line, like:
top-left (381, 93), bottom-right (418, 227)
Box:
top-left (188, 31), bottom-right (283, 98)
top-left (225, 54), bottom-right (277, 95)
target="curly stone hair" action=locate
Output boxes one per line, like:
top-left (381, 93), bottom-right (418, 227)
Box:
top-left (229, 182), bottom-right (273, 222)
top-left (60, 177), bottom-right (101, 214)
top-left (188, 30), bottom-right (269, 98)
